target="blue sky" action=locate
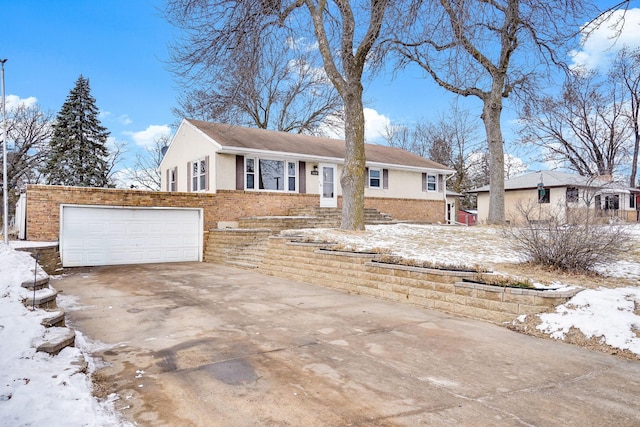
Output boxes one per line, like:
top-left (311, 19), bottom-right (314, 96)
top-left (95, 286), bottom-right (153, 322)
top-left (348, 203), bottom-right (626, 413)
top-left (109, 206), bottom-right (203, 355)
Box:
top-left (2, 1), bottom-right (640, 184)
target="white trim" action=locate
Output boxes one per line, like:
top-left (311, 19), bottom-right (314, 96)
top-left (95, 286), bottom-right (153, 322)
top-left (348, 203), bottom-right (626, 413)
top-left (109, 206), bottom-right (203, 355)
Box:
top-left (191, 157), bottom-right (207, 192)
top-left (319, 163), bottom-right (338, 208)
top-left (368, 167), bottom-right (382, 188)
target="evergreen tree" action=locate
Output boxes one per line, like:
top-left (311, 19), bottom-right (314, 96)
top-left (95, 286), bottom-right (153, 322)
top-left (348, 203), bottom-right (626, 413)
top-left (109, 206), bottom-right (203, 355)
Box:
top-left (44, 75), bottom-right (111, 187)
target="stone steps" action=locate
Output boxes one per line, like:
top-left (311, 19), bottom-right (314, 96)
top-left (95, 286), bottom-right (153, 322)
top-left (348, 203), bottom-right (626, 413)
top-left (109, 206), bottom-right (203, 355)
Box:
top-left (21, 271), bottom-right (76, 356)
top-left (207, 207), bottom-right (395, 268)
top-left (205, 229), bottom-right (272, 269)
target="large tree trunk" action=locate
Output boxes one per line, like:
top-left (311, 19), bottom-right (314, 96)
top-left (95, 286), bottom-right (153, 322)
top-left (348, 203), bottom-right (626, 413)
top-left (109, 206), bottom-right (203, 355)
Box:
top-left (341, 86), bottom-right (366, 230)
top-left (483, 93), bottom-right (505, 224)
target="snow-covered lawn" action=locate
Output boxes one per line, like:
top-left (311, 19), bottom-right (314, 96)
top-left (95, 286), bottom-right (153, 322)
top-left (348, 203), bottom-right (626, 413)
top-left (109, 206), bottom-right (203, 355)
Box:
top-left (1, 223), bottom-right (639, 424)
top-left (282, 223), bottom-right (640, 284)
top-left (0, 245), bottom-right (130, 426)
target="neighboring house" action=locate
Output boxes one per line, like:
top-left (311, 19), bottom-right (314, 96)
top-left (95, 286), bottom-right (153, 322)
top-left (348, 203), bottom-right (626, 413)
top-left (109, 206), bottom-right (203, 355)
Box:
top-left (160, 119), bottom-right (454, 221)
top-left (471, 170), bottom-right (639, 224)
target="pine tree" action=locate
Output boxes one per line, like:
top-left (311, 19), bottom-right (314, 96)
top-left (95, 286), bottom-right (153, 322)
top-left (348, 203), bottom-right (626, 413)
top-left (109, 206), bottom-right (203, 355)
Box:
top-left (44, 75), bottom-right (111, 187)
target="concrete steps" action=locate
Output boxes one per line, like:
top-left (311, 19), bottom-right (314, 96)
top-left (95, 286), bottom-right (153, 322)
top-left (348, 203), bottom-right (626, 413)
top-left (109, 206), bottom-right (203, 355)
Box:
top-left (22, 272), bottom-right (76, 356)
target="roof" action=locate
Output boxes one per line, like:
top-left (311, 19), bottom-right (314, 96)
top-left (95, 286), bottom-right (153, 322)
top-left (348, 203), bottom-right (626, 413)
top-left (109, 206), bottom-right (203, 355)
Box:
top-left (472, 170), bottom-right (613, 193)
top-left (185, 119), bottom-right (453, 172)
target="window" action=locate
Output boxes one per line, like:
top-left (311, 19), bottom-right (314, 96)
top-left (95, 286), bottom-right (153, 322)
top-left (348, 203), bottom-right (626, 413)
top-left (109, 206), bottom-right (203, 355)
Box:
top-left (427, 174), bottom-right (437, 191)
top-left (287, 161), bottom-right (296, 192)
top-left (191, 158), bottom-right (207, 191)
top-left (245, 157), bottom-right (297, 192)
top-left (566, 187), bottom-right (579, 203)
top-left (369, 168), bottom-right (381, 188)
top-left (538, 187), bottom-right (550, 203)
top-left (605, 195), bottom-right (619, 210)
top-left (246, 158), bottom-right (255, 189)
top-left (169, 168), bottom-right (176, 192)
top-left (630, 194), bottom-right (636, 209)
top-left (259, 159), bottom-right (284, 190)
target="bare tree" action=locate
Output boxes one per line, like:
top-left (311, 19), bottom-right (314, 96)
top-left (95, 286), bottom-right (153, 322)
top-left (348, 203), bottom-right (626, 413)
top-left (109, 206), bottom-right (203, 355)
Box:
top-left (128, 135), bottom-right (169, 191)
top-left (382, 106), bottom-right (483, 207)
top-left (518, 69), bottom-right (632, 178)
top-left (381, 121), bottom-right (429, 157)
top-left (106, 140), bottom-right (128, 188)
top-left (611, 47), bottom-right (640, 187)
top-left (2, 104), bottom-right (53, 191)
top-left (173, 39), bottom-right (343, 135)
top-left (166, 0), bottom-right (394, 230)
top-left (389, 0), bottom-right (594, 224)
top-left (0, 103), bottom-right (52, 227)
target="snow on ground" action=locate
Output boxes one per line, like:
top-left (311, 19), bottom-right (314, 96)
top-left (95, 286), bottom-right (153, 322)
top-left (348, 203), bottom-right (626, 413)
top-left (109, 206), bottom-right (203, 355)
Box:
top-left (282, 223), bottom-right (640, 281)
top-left (1, 223), bottom-right (639, 424)
top-left (0, 244), bottom-right (131, 426)
top-left (283, 223), bottom-right (525, 266)
top-left (536, 287), bottom-right (640, 356)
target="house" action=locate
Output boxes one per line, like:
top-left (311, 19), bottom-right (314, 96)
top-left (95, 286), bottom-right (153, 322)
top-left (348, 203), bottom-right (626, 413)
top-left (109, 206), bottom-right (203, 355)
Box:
top-left (160, 119), bottom-right (454, 224)
top-left (472, 170), bottom-right (639, 224)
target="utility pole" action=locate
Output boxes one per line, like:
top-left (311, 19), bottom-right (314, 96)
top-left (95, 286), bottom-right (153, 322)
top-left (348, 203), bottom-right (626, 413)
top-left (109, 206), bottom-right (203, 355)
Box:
top-left (1, 58), bottom-right (8, 244)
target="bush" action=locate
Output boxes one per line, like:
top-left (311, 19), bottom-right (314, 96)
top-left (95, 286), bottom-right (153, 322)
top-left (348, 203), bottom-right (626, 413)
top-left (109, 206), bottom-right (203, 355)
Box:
top-left (503, 201), bottom-right (630, 273)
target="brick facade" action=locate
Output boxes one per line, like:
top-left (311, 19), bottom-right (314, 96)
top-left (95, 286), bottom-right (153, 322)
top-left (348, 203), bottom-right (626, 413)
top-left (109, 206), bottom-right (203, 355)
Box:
top-left (25, 185), bottom-right (445, 241)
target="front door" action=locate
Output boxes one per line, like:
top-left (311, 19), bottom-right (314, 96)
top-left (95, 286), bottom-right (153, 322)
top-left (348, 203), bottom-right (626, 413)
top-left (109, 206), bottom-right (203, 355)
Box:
top-left (319, 163), bottom-right (338, 208)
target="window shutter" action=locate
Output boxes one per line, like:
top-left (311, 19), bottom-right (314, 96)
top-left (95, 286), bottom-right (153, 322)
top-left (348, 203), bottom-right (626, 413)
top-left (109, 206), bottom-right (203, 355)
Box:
top-left (187, 161), bottom-right (192, 192)
top-left (299, 162), bottom-right (306, 194)
top-left (422, 173), bottom-right (427, 192)
top-left (166, 169), bottom-right (170, 191)
top-left (204, 155), bottom-right (210, 191)
top-left (438, 174), bottom-right (444, 192)
top-left (383, 169), bottom-right (388, 189)
top-left (365, 167), bottom-right (369, 188)
top-left (235, 155), bottom-right (244, 190)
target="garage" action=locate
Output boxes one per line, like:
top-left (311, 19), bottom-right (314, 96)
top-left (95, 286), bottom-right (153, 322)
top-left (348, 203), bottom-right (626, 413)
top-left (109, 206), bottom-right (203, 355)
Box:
top-left (60, 205), bottom-right (203, 267)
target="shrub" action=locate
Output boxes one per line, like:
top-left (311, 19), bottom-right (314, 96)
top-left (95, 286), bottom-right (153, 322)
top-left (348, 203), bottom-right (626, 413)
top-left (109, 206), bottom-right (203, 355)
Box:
top-left (503, 200), bottom-right (630, 273)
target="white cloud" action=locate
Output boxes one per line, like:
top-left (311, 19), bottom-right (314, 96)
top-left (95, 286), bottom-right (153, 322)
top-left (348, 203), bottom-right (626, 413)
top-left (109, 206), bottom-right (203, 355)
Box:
top-left (123, 124), bottom-right (171, 149)
top-left (364, 108), bottom-right (390, 143)
top-left (117, 114), bottom-right (133, 126)
top-left (316, 108), bottom-right (391, 144)
top-left (570, 8), bottom-right (640, 71)
top-left (6, 95), bottom-right (37, 111)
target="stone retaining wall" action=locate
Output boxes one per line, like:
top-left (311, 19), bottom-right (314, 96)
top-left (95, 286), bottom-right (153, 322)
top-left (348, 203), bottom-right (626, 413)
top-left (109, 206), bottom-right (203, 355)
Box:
top-left (14, 244), bottom-right (62, 275)
top-left (258, 237), bottom-right (580, 324)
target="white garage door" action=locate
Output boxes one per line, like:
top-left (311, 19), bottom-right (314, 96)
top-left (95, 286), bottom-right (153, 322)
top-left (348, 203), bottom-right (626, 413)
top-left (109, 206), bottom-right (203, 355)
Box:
top-left (60, 205), bottom-right (203, 267)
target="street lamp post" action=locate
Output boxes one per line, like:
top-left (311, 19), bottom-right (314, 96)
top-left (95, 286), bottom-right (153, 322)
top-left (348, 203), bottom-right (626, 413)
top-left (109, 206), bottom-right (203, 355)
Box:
top-left (1, 59), bottom-right (7, 244)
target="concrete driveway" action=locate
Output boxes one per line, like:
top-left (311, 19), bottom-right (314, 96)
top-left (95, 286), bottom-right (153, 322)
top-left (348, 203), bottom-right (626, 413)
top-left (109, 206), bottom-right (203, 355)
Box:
top-left (57, 262), bottom-right (640, 426)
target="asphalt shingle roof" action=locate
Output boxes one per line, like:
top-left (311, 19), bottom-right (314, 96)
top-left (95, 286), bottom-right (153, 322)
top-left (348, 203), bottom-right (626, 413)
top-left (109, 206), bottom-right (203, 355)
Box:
top-left (472, 170), bottom-right (613, 193)
top-left (186, 119), bottom-right (452, 171)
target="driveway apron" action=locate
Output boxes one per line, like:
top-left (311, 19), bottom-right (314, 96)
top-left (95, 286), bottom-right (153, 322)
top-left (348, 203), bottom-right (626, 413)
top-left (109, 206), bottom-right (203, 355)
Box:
top-left (56, 262), bottom-right (640, 426)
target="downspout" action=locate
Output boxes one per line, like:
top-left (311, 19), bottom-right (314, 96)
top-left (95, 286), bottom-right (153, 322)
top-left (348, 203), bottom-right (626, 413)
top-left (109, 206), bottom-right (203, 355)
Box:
top-left (443, 173), bottom-right (455, 224)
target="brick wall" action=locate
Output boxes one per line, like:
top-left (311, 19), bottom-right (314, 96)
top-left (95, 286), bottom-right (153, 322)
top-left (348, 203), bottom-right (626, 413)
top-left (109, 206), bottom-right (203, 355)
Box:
top-left (363, 197), bottom-right (443, 222)
top-left (25, 185), bottom-right (445, 241)
top-left (26, 185), bottom-right (220, 241)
